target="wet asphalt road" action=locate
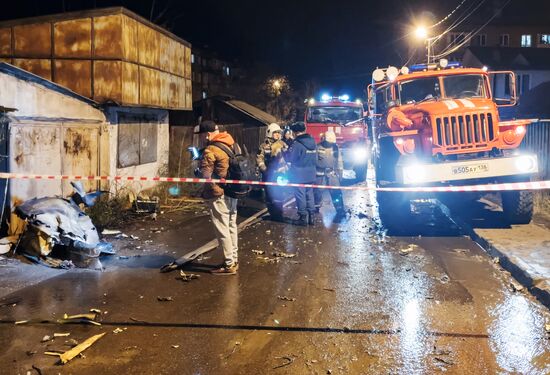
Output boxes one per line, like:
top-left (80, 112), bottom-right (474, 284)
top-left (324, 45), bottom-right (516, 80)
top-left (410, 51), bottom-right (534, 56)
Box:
top-left (1, 186), bottom-right (550, 374)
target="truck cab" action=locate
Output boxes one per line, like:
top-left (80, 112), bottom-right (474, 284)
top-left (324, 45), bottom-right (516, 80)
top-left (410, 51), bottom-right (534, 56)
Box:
top-left (368, 61), bottom-right (538, 225)
top-left (305, 95), bottom-right (369, 181)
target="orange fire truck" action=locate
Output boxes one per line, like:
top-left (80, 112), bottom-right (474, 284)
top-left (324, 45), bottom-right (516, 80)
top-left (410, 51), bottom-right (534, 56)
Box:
top-left (368, 60), bottom-right (538, 225)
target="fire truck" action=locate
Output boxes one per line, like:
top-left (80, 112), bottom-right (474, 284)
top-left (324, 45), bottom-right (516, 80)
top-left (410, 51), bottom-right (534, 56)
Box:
top-left (368, 60), bottom-right (538, 225)
top-left (304, 94), bottom-right (369, 181)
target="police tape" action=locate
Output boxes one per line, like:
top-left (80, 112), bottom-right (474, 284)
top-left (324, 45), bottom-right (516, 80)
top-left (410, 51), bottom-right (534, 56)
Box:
top-left (0, 172), bottom-right (549, 193)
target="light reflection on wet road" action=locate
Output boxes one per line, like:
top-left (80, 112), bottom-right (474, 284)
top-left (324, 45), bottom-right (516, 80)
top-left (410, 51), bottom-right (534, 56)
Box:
top-left (0, 185), bottom-right (549, 374)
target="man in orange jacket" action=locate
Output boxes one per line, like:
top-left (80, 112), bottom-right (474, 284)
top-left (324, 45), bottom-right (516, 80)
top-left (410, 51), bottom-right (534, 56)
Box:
top-left (198, 121), bottom-right (241, 275)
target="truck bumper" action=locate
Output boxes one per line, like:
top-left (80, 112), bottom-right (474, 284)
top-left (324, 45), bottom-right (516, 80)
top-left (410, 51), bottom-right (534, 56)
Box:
top-left (397, 154), bottom-right (538, 185)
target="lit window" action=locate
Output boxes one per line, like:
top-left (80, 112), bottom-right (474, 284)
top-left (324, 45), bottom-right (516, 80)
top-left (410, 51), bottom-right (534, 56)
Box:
top-left (191, 54), bottom-right (195, 64)
top-left (521, 35), bottom-right (532, 47)
top-left (225, 67), bottom-right (230, 76)
top-left (539, 34), bottom-right (550, 45)
top-left (202, 91), bottom-right (207, 99)
top-left (500, 34), bottom-right (509, 47)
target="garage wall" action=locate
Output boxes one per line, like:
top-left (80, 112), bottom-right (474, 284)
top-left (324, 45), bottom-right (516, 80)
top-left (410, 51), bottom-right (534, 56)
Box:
top-left (9, 121), bottom-right (102, 204)
top-left (105, 106), bottom-right (169, 194)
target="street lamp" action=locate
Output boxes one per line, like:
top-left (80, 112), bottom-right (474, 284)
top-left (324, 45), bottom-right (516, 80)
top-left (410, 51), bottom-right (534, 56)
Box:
top-left (272, 79), bottom-right (281, 90)
top-left (414, 25), bottom-right (435, 64)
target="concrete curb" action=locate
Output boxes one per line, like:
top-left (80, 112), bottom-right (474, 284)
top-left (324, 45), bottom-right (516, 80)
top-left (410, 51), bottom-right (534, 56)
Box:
top-left (440, 203), bottom-right (550, 309)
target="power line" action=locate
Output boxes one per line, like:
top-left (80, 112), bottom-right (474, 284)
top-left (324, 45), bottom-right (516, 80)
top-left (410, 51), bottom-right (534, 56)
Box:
top-left (429, 0), bottom-right (470, 29)
top-left (431, 0), bottom-right (513, 60)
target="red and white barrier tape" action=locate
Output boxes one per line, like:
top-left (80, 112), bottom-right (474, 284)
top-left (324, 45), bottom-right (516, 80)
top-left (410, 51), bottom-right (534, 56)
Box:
top-left (0, 173), bottom-right (549, 193)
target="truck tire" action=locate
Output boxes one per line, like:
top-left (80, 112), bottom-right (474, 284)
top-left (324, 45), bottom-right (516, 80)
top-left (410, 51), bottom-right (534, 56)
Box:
top-left (501, 190), bottom-right (533, 224)
top-left (377, 190), bottom-right (411, 230)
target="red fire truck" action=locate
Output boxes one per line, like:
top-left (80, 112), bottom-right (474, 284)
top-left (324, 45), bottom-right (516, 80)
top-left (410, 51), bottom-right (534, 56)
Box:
top-left (368, 61), bottom-right (538, 225)
top-left (304, 94), bottom-right (369, 181)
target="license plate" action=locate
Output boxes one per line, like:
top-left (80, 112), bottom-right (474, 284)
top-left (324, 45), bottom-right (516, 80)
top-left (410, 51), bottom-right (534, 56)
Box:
top-left (451, 163), bottom-right (489, 175)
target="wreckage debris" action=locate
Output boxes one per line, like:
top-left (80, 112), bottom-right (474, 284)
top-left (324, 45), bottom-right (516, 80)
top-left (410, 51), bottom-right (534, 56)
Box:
top-left (14, 184), bottom-right (114, 269)
top-left (112, 328), bottom-right (124, 334)
top-left (273, 356), bottom-right (295, 369)
top-left (272, 252), bottom-right (296, 258)
top-left (399, 244), bottom-right (418, 256)
top-left (58, 311), bottom-right (101, 326)
top-left (46, 332), bottom-right (106, 364)
top-left (277, 296), bottom-right (296, 302)
top-left (257, 256), bottom-right (280, 264)
top-left (510, 281), bottom-right (524, 292)
top-left (157, 296), bottom-right (174, 302)
top-left (178, 270), bottom-right (200, 282)
top-left (251, 250), bottom-right (265, 255)
top-left (102, 229), bottom-right (121, 235)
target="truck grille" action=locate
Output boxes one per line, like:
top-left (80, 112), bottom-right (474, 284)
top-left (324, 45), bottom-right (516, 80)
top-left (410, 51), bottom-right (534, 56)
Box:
top-left (434, 113), bottom-right (495, 150)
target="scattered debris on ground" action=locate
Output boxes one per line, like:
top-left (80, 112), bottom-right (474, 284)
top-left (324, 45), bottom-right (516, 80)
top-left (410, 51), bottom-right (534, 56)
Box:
top-left (399, 244), bottom-right (418, 256)
top-left (102, 229), bottom-right (121, 235)
top-left (277, 296), bottom-right (296, 302)
top-left (112, 328), bottom-right (124, 334)
top-left (157, 296), bottom-right (173, 302)
top-left (256, 256), bottom-right (280, 264)
top-left (272, 252), bottom-right (296, 258)
top-left (251, 250), bottom-right (265, 255)
top-left (45, 332), bottom-right (106, 364)
top-left (58, 310), bottom-right (101, 326)
top-left (510, 281), bottom-right (524, 292)
top-left (273, 355), bottom-right (295, 369)
top-left (177, 270), bottom-right (200, 282)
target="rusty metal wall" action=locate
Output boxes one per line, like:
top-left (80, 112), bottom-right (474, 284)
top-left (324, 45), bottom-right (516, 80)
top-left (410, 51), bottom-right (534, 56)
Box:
top-left (9, 122), bottom-right (101, 202)
top-left (0, 8), bottom-right (191, 110)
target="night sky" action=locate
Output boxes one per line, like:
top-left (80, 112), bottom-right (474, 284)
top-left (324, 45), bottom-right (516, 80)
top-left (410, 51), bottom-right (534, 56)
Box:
top-left (1, 0), bottom-right (549, 97)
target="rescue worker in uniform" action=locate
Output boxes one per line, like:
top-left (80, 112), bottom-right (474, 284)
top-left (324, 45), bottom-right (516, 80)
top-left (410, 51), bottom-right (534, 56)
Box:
top-left (315, 130), bottom-right (346, 219)
top-left (256, 123), bottom-right (288, 221)
top-left (287, 121), bottom-right (317, 226)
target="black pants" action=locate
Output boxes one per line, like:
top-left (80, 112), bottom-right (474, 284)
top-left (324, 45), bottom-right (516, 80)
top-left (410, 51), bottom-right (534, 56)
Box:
top-left (294, 185), bottom-right (315, 216)
top-left (263, 173), bottom-right (285, 218)
top-left (314, 174), bottom-right (344, 212)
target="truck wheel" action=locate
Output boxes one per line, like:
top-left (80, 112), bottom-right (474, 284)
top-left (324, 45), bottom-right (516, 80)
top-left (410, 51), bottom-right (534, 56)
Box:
top-left (377, 191), bottom-right (411, 229)
top-left (501, 190), bottom-right (533, 224)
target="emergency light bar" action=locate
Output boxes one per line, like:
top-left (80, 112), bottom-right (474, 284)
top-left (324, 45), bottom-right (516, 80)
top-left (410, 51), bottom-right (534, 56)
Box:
top-left (409, 61), bottom-right (462, 72)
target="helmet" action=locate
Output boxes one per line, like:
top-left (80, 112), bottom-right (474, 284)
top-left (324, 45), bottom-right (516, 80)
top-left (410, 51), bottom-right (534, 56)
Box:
top-left (266, 123), bottom-right (282, 138)
top-left (323, 130), bottom-right (337, 144)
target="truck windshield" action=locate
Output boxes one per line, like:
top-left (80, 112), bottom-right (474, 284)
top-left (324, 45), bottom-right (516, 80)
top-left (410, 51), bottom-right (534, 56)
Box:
top-left (443, 74), bottom-right (487, 99)
top-left (399, 77), bottom-right (441, 104)
top-left (307, 106), bottom-right (362, 125)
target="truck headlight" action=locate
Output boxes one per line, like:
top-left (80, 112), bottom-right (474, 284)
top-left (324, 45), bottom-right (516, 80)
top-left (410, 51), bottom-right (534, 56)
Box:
top-left (515, 155), bottom-right (536, 173)
top-left (404, 164), bottom-right (426, 183)
top-left (352, 147), bottom-right (369, 162)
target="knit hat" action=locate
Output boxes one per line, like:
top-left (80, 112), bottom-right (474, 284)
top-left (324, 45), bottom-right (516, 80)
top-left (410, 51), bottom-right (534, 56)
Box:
top-left (197, 120), bottom-right (218, 134)
top-left (290, 121), bottom-right (306, 133)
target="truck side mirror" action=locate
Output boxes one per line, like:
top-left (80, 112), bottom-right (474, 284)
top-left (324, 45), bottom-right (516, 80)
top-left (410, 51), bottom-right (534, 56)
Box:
top-left (488, 71), bottom-right (517, 107)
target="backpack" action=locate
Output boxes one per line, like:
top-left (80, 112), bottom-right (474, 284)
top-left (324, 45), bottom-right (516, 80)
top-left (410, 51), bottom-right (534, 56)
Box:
top-left (212, 142), bottom-right (252, 199)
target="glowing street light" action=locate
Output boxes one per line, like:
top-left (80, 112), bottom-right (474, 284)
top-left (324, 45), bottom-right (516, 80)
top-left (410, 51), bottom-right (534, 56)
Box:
top-left (272, 79), bottom-right (282, 90)
top-left (414, 26), bottom-right (428, 40)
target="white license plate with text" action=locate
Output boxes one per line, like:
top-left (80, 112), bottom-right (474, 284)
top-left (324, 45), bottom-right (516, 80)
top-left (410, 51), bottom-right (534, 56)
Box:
top-left (451, 163), bottom-right (489, 175)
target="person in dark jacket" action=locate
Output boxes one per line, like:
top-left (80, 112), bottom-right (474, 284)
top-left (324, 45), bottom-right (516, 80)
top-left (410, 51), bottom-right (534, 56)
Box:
top-left (315, 130), bottom-right (346, 220)
top-left (287, 121), bottom-right (317, 226)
